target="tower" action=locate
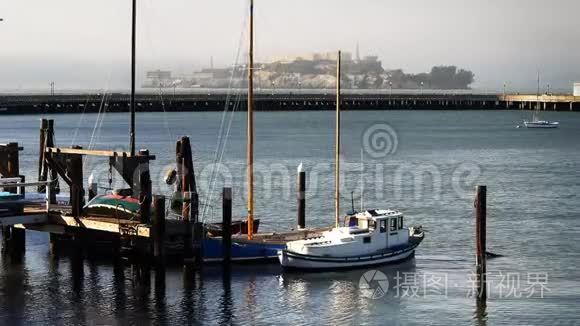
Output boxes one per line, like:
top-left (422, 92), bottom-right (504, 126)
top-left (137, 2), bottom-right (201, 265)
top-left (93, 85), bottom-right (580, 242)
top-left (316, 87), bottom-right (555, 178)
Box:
top-left (356, 41), bottom-right (361, 62)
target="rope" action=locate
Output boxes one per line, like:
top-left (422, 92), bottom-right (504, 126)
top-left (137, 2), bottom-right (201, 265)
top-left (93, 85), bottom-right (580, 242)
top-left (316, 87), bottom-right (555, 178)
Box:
top-left (200, 15), bottom-right (247, 223)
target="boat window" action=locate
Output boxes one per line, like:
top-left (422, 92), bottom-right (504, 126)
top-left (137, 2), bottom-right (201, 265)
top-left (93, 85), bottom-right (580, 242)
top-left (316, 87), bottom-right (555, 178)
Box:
top-left (369, 221), bottom-right (376, 231)
top-left (398, 216), bottom-right (404, 229)
top-left (380, 220), bottom-right (387, 233)
top-left (390, 218), bottom-right (397, 231)
top-left (363, 237), bottom-right (371, 244)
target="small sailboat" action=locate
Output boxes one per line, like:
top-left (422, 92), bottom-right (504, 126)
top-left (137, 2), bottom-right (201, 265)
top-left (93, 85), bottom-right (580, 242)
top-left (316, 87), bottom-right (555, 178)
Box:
top-left (278, 51), bottom-right (424, 270)
top-left (523, 73), bottom-right (559, 128)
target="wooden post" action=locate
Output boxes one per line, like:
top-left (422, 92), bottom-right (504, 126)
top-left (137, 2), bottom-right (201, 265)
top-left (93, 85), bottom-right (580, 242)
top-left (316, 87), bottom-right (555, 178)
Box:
top-left (137, 149), bottom-right (152, 224)
top-left (475, 185), bottom-right (487, 301)
top-left (5, 142), bottom-right (20, 193)
top-left (152, 195), bottom-right (166, 264)
top-left (183, 191), bottom-right (193, 261)
top-left (38, 119), bottom-right (48, 192)
top-left (2, 143), bottom-right (25, 254)
top-left (297, 164), bottom-right (306, 229)
top-left (139, 170), bottom-right (151, 224)
top-left (222, 187), bottom-right (232, 263)
top-left (67, 146), bottom-right (84, 217)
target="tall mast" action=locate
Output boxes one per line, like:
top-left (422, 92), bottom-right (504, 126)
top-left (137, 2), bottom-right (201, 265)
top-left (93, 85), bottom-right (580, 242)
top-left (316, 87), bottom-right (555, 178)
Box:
top-left (247, 0), bottom-right (255, 239)
top-left (130, 0), bottom-right (137, 156)
top-left (335, 50), bottom-right (341, 228)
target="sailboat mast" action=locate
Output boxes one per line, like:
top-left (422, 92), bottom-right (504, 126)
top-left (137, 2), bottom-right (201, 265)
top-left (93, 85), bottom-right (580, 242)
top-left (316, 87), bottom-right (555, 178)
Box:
top-left (247, 0), bottom-right (255, 240)
top-left (130, 0), bottom-right (137, 156)
top-left (335, 50), bottom-right (341, 228)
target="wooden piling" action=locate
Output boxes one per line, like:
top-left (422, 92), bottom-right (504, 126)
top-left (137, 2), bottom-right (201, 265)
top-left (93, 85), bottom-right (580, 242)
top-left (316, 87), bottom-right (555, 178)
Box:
top-left (297, 164), bottom-right (306, 229)
top-left (1, 143), bottom-right (25, 254)
top-left (222, 187), bottom-right (232, 263)
top-left (475, 185), bottom-right (487, 301)
top-left (152, 195), bottom-right (166, 264)
top-left (37, 119), bottom-right (48, 192)
top-left (67, 145), bottom-right (84, 217)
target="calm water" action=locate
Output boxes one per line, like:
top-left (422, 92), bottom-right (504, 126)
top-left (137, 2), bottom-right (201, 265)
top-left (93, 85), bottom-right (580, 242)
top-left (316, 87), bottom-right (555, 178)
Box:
top-left (1, 110), bottom-right (580, 325)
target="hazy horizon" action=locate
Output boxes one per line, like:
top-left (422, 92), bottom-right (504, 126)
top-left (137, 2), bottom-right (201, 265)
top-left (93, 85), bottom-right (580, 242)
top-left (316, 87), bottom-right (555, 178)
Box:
top-left (1, 0), bottom-right (579, 93)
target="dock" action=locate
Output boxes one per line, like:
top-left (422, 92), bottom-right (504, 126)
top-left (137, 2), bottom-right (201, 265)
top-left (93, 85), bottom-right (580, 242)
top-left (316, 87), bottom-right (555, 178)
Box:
top-left (0, 125), bottom-right (200, 266)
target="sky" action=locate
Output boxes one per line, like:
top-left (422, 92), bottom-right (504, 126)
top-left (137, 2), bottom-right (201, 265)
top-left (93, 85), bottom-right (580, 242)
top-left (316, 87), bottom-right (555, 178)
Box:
top-left (1, 0), bottom-right (579, 92)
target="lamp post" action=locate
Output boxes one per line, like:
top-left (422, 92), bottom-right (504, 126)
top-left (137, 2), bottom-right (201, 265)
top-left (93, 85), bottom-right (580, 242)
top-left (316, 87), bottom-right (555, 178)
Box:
top-left (503, 83), bottom-right (506, 97)
top-left (420, 81), bottom-right (424, 95)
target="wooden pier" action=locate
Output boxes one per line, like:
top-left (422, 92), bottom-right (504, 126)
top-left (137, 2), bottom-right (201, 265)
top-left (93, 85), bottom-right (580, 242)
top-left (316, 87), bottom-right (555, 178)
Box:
top-left (0, 121), bottom-right (199, 265)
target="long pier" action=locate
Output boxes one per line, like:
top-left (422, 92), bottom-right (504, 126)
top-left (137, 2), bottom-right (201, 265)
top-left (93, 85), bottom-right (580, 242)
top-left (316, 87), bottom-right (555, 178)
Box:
top-left (1, 91), bottom-right (579, 114)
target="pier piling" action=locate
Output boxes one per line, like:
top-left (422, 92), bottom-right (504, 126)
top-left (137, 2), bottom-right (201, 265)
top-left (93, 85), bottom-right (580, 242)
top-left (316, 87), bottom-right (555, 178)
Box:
top-left (297, 163), bottom-right (306, 229)
top-left (222, 187), bottom-right (232, 263)
top-left (474, 185), bottom-right (487, 301)
top-left (152, 195), bottom-right (166, 264)
top-left (0, 142), bottom-right (26, 254)
top-left (67, 145), bottom-right (84, 217)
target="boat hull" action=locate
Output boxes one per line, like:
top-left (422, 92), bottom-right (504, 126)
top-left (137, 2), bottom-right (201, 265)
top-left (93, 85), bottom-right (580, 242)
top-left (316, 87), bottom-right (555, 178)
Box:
top-left (203, 237), bottom-right (284, 262)
top-left (278, 237), bottom-right (422, 270)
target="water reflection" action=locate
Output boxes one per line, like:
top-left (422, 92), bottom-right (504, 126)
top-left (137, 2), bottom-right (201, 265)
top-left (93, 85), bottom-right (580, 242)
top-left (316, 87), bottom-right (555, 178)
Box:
top-left (219, 266), bottom-right (234, 325)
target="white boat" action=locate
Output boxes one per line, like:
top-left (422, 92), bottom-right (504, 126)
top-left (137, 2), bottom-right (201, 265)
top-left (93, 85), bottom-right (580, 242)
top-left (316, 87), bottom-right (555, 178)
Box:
top-left (278, 209), bottom-right (424, 270)
top-left (277, 52), bottom-right (424, 270)
top-left (523, 120), bottom-right (559, 128)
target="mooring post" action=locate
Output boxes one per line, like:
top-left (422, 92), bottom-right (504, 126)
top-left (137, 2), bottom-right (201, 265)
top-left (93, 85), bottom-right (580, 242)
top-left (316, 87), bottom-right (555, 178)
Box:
top-left (67, 145), bottom-right (84, 217)
top-left (222, 187), bottom-right (232, 263)
top-left (182, 191), bottom-right (193, 262)
top-left (38, 119), bottom-right (48, 192)
top-left (297, 163), bottom-right (306, 229)
top-left (152, 195), bottom-right (166, 264)
top-left (4, 143), bottom-right (25, 253)
top-left (475, 185), bottom-right (487, 301)
top-left (192, 221), bottom-right (203, 268)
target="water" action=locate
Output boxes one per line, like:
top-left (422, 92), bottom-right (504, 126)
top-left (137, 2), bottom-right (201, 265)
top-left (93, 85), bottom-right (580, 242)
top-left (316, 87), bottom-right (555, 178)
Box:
top-left (1, 110), bottom-right (580, 325)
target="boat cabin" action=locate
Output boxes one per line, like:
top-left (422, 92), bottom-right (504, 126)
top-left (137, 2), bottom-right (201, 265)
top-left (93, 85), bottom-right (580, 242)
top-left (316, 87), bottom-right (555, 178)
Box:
top-left (345, 209), bottom-right (409, 249)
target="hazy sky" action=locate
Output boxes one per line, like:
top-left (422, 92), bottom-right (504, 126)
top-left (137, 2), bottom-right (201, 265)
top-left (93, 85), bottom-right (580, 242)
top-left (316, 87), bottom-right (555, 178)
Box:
top-left (1, 0), bottom-right (579, 91)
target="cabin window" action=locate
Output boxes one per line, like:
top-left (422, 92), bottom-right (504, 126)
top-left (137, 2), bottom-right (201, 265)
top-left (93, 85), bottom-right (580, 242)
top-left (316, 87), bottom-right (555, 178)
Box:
top-left (398, 216), bottom-right (404, 229)
top-left (390, 218), bottom-right (397, 231)
top-left (380, 220), bottom-right (387, 233)
top-left (363, 237), bottom-right (371, 244)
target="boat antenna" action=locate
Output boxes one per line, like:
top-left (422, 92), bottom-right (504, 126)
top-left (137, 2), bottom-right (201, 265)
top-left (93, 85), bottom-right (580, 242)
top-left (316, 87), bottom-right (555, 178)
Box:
top-left (335, 50), bottom-right (341, 228)
top-left (130, 0), bottom-right (137, 156)
top-left (247, 0), bottom-right (255, 240)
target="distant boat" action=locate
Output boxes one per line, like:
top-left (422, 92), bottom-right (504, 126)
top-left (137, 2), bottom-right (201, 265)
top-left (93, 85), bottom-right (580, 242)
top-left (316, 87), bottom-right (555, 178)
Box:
top-left (278, 52), bottom-right (425, 270)
top-left (523, 120), bottom-right (559, 128)
top-left (523, 72), bottom-right (559, 128)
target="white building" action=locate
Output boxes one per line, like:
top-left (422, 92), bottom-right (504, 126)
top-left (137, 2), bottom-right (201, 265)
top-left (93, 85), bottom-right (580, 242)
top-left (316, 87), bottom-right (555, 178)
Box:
top-left (574, 83), bottom-right (580, 96)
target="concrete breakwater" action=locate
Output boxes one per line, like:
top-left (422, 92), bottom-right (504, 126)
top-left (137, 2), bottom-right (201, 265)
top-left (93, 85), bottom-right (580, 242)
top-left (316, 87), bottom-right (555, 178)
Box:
top-left (1, 92), bottom-right (578, 114)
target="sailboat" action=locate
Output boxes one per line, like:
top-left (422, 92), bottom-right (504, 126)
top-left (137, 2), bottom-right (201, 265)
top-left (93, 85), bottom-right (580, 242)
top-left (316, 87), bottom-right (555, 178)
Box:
top-left (523, 73), bottom-right (559, 128)
top-left (202, 0), bottom-right (327, 262)
top-left (277, 51), bottom-right (424, 270)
